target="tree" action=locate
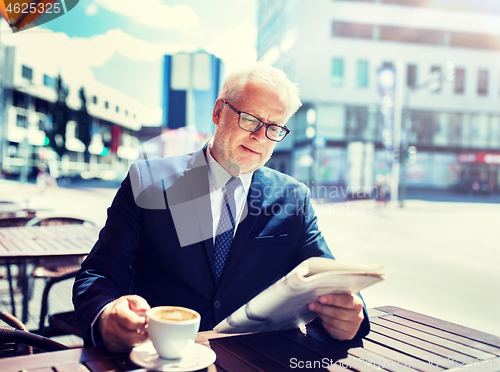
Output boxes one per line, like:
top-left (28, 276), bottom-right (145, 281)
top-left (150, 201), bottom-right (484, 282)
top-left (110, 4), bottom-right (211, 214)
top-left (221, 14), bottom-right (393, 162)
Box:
top-left (47, 75), bottom-right (70, 158)
top-left (76, 87), bottom-right (92, 163)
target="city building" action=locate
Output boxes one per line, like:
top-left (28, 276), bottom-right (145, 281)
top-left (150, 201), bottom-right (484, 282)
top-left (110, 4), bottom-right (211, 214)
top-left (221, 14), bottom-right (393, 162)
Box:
top-left (258, 0), bottom-right (500, 195)
top-left (162, 52), bottom-right (223, 136)
top-left (0, 45), bottom-right (143, 181)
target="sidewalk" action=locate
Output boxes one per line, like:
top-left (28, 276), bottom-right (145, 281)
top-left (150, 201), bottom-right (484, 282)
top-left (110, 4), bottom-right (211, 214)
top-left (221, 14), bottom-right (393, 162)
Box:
top-left (0, 179), bottom-right (117, 227)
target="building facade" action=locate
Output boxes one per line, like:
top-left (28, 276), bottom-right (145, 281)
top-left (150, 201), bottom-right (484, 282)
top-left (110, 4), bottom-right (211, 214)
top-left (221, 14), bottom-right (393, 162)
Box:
top-left (162, 52), bottom-right (223, 136)
top-left (0, 46), bottom-right (142, 181)
top-left (258, 0), bottom-right (500, 194)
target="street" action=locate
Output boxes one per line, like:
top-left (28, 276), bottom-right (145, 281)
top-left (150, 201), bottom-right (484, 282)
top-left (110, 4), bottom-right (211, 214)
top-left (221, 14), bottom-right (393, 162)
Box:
top-left (315, 198), bottom-right (500, 337)
top-left (1, 179), bottom-right (499, 337)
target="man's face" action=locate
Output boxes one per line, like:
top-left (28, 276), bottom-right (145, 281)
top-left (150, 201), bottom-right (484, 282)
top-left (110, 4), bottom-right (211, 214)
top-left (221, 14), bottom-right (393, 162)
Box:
top-left (211, 82), bottom-right (287, 176)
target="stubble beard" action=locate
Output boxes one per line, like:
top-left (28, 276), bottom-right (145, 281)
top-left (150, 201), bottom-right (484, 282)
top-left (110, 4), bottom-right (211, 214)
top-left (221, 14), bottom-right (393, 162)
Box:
top-left (214, 134), bottom-right (265, 175)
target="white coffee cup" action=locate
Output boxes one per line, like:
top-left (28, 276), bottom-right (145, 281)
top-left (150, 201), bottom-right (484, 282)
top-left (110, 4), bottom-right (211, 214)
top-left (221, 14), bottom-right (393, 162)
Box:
top-left (146, 306), bottom-right (201, 360)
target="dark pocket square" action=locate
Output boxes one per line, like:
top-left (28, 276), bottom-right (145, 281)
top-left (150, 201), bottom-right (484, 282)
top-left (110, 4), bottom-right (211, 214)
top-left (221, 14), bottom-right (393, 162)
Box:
top-left (252, 234), bottom-right (289, 246)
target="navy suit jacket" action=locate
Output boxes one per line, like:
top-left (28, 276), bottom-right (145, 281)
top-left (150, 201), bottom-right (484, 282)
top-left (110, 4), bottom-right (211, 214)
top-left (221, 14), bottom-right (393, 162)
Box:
top-left (73, 146), bottom-right (370, 346)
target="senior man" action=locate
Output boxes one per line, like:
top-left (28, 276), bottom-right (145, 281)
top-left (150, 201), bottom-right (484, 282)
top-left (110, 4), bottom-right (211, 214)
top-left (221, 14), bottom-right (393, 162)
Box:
top-left (73, 62), bottom-right (369, 353)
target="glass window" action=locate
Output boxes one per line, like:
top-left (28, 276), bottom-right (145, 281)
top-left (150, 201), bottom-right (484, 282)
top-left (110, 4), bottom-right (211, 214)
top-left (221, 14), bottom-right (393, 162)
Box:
top-left (13, 91), bottom-right (28, 109)
top-left (471, 114), bottom-right (489, 148)
top-left (332, 21), bottom-right (373, 39)
top-left (491, 116), bottom-right (500, 149)
top-left (357, 60), bottom-right (369, 88)
top-left (346, 106), bottom-right (369, 141)
top-left (105, 101), bottom-right (109, 109)
top-left (43, 74), bottom-right (53, 88)
top-left (407, 64), bottom-right (417, 88)
top-left (257, 12), bottom-right (279, 50)
top-left (317, 105), bottom-right (345, 140)
top-left (292, 109), bottom-right (308, 143)
top-left (329, 21), bottom-right (500, 50)
top-left (409, 111), bottom-right (439, 146)
top-left (430, 66), bottom-right (442, 93)
top-left (462, 114), bottom-right (473, 148)
top-left (366, 105), bottom-right (378, 142)
top-left (450, 32), bottom-right (500, 51)
top-left (331, 58), bottom-right (344, 87)
top-left (21, 65), bottom-right (33, 81)
top-left (93, 96), bottom-right (98, 104)
top-left (434, 113), bottom-right (448, 147)
top-left (116, 106), bottom-right (119, 113)
top-left (477, 69), bottom-right (489, 96)
top-left (447, 113), bottom-right (463, 147)
top-left (35, 98), bottom-right (48, 114)
top-left (380, 26), bottom-right (446, 45)
top-left (16, 115), bottom-right (27, 128)
top-left (454, 68), bottom-right (465, 94)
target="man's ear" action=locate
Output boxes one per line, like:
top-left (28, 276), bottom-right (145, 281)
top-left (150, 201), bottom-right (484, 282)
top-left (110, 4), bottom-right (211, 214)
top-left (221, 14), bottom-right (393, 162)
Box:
top-left (212, 98), bottom-right (223, 125)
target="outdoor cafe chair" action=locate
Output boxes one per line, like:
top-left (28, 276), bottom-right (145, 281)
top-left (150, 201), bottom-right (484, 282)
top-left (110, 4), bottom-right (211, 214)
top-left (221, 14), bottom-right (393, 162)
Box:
top-left (0, 217), bottom-right (35, 317)
top-left (0, 310), bottom-right (68, 357)
top-left (38, 270), bottom-right (81, 338)
top-left (27, 217), bottom-right (94, 279)
top-left (27, 217), bottom-right (94, 339)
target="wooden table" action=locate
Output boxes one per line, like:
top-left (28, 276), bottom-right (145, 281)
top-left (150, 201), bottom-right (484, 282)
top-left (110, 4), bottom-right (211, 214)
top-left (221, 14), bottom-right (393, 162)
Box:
top-left (0, 225), bottom-right (100, 322)
top-left (0, 306), bottom-right (498, 371)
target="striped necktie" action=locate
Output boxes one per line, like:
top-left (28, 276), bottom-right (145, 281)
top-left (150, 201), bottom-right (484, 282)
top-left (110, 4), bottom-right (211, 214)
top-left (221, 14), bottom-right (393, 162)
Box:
top-left (214, 177), bottom-right (241, 282)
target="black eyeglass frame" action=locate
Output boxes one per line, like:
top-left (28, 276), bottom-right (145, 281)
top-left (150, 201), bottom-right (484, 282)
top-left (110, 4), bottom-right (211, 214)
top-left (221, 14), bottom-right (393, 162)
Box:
top-left (222, 99), bottom-right (290, 142)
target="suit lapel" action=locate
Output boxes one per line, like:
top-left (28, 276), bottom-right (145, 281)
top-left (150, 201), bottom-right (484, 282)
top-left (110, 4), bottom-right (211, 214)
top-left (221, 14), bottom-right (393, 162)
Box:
top-left (218, 169), bottom-right (268, 284)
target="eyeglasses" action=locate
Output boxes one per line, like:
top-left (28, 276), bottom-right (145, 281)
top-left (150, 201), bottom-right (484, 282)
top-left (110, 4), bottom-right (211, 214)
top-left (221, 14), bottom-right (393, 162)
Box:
top-left (222, 99), bottom-right (290, 142)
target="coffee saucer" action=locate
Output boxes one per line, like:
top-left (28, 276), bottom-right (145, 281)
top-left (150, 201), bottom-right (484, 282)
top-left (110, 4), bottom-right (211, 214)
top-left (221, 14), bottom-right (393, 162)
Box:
top-left (130, 341), bottom-right (216, 371)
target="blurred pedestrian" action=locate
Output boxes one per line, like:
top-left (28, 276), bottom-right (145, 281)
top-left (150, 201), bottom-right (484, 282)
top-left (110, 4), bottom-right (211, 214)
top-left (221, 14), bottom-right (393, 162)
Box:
top-left (374, 174), bottom-right (388, 207)
top-left (36, 162), bottom-right (57, 193)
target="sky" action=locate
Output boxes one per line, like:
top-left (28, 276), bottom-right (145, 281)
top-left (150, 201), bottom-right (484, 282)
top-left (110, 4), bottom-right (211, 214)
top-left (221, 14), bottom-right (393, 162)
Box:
top-left (0, 0), bottom-right (258, 125)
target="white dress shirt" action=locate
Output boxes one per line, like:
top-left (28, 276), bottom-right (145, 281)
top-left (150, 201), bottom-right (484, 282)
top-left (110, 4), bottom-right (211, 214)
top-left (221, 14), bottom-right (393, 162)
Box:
top-left (206, 143), bottom-right (253, 243)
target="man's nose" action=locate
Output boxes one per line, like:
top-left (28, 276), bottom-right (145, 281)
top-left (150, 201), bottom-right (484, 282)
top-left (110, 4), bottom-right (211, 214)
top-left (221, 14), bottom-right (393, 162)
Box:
top-left (251, 125), bottom-right (267, 142)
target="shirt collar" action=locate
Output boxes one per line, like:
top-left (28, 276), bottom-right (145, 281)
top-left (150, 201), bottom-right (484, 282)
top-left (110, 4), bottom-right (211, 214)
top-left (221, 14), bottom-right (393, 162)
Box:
top-left (206, 141), bottom-right (254, 193)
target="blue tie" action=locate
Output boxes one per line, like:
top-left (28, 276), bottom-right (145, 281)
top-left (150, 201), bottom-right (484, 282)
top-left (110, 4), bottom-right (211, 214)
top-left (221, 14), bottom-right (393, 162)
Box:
top-left (214, 177), bottom-right (241, 282)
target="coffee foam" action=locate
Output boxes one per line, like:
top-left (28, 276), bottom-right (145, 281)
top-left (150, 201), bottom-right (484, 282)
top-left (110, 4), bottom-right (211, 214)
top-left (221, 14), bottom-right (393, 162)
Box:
top-left (151, 307), bottom-right (198, 322)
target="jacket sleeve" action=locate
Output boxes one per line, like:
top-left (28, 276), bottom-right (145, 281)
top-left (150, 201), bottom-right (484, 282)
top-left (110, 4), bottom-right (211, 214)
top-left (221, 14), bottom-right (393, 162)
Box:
top-left (290, 187), bottom-right (334, 266)
top-left (72, 169), bottom-right (142, 346)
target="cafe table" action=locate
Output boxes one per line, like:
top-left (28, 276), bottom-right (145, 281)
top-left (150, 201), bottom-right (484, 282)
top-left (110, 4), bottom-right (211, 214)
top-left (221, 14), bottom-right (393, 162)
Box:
top-left (0, 306), bottom-right (499, 372)
top-left (0, 224), bottom-right (100, 323)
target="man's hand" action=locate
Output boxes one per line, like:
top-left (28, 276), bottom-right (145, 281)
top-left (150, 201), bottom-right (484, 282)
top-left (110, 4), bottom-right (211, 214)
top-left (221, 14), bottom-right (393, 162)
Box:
top-left (99, 295), bottom-right (150, 353)
top-left (308, 294), bottom-right (364, 341)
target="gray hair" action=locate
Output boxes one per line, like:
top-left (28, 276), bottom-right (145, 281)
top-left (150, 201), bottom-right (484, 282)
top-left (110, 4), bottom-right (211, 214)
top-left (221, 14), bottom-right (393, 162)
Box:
top-left (218, 62), bottom-right (302, 123)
